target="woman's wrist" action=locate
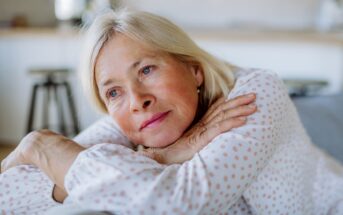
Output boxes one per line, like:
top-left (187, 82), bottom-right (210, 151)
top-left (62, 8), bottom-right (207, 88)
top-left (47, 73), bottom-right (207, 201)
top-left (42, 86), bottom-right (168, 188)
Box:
top-left (15, 131), bottom-right (44, 166)
top-left (22, 130), bottom-right (85, 188)
top-left (37, 138), bottom-right (84, 188)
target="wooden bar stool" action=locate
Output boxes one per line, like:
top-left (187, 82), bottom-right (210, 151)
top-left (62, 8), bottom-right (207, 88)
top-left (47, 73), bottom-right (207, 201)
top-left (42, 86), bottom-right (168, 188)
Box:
top-left (26, 68), bottom-right (80, 137)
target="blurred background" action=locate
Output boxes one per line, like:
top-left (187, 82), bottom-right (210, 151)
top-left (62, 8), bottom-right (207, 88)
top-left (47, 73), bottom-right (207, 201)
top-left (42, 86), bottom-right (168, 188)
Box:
top-left (0, 0), bottom-right (343, 161)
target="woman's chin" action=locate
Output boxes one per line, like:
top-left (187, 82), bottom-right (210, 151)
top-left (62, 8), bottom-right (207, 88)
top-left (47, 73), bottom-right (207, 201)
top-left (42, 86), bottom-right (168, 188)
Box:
top-left (141, 133), bottom-right (180, 148)
top-left (143, 140), bottom-right (174, 149)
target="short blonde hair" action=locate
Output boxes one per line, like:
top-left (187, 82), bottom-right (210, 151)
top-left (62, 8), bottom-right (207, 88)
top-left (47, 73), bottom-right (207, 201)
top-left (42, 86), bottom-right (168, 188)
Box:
top-left (79, 8), bottom-right (235, 113)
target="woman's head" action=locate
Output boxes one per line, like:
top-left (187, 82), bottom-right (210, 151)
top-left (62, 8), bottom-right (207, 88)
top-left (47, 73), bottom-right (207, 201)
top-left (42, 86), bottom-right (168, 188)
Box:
top-left (80, 9), bottom-right (235, 147)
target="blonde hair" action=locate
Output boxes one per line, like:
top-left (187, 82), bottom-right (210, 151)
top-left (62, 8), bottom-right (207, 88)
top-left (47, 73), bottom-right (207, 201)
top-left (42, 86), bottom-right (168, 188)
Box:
top-left (79, 8), bottom-right (235, 113)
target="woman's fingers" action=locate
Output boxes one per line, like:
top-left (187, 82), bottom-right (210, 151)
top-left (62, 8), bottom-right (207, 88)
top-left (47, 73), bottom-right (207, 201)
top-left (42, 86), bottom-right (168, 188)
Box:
top-left (204, 96), bottom-right (226, 118)
top-left (202, 93), bottom-right (256, 124)
top-left (193, 94), bottom-right (257, 153)
top-left (209, 103), bottom-right (257, 125)
top-left (200, 117), bottom-right (247, 143)
top-left (193, 94), bottom-right (258, 150)
top-left (191, 94), bottom-right (257, 151)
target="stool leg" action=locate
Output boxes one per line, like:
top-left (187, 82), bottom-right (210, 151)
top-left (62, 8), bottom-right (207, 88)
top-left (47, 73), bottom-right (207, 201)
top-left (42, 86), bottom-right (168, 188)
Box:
top-left (63, 82), bottom-right (80, 135)
top-left (27, 84), bottom-right (39, 133)
top-left (53, 84), bottom-right (67, 135)
top-left (42, 84), bottom-right (51, 129)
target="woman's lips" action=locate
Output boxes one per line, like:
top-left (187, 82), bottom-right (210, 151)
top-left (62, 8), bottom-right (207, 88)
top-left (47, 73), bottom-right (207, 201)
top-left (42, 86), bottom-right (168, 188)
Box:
top-left (140, 111), bottom-right (170, 131)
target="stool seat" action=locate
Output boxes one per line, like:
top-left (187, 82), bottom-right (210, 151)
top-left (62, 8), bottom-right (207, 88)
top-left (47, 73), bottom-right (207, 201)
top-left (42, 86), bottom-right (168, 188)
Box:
top-left (26, 68), bottom-right (80, 137)
top-left (30, 68), bottom-right (69, 76)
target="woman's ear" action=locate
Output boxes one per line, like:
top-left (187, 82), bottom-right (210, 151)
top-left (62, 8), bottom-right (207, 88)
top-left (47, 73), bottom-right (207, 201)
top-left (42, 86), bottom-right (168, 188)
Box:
top-left (191, 65), bottom-right (204, 87)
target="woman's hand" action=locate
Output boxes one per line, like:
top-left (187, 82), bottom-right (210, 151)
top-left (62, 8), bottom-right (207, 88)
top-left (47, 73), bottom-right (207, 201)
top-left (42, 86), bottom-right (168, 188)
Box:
top-left (1, 131), bottom-right (39, 173)
top-left (139, 93), bottom-right (257, 164)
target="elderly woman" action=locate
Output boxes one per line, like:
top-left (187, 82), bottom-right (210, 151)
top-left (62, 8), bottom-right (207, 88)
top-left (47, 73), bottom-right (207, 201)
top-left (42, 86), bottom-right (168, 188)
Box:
top-left (1, 9), bottom-right (343, 215)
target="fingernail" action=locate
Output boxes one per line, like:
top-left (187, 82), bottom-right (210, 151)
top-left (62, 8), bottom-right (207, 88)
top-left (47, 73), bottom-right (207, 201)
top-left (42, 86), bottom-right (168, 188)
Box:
top-left (248, 104), bottom-right (256, 109)
top-left (238, 117), bottom-right (247, 121)
top-left (217, 97), bottom-right (225, 102)
top-left (246, 93), bottom-right (255, 98)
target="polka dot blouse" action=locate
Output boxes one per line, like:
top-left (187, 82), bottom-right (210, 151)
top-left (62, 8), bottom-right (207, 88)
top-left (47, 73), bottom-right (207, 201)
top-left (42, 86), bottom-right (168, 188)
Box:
top-left (1, 68), bottom-right (343, 215)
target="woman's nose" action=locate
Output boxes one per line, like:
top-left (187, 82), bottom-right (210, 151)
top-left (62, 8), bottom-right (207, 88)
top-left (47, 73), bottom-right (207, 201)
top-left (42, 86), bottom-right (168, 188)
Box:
top-left (129, 88), bottom-right (154, 112)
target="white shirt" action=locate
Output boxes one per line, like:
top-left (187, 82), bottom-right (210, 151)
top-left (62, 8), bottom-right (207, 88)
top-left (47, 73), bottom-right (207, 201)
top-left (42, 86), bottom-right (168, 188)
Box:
top-left (1, 68), bottom-right (343, 215)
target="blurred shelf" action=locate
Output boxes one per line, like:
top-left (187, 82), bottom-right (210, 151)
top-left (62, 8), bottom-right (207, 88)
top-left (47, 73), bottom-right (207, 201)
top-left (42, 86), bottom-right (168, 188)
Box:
top-left (283, 79), bottom-right (329, 97)
top-left (2, 27), bottom-right (343, 45)
top-left (187, 29), bottom-right (343, 45)
top-left (0, 27), bottom-right (80, 38)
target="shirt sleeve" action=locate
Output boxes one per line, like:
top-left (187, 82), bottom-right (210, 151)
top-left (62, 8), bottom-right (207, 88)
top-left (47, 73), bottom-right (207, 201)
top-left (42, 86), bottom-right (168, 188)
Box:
top-left (73, 116), bottom-right (132, 149)
top-left (0, 165), bottom-right (60, 214)
top-left (0, 116), bottom-right (131, 213)
top-left (64, 71), bottom-right (291, 214)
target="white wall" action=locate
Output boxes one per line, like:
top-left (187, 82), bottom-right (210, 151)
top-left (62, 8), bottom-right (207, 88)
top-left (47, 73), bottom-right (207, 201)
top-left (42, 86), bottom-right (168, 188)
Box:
top-left (195, 38), bottom-right (343, 94)
top-left (122, 0), bottom-right (322, 30)
top-left (0, 0), bottom-right (323, 29)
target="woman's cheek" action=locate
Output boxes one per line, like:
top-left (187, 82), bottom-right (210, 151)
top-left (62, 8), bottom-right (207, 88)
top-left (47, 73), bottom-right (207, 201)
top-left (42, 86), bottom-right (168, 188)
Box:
top-left (107, 97), bottom-right (125, 112)
top-left (111, 112), bottom-right (129, 136)
top-left (110, 102), bottom-right (135, 135)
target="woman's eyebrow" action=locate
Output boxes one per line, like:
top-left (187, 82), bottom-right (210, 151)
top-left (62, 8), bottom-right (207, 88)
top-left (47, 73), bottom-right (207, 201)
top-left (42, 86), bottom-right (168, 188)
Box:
top-left (99, 60), bottom-right (141, 88)
top-left (130, 54), bottom-right (158, 69)
top-left (129, 60), bottom-right (142, 71)
top-left (101, 79), bottom-right (117, 88)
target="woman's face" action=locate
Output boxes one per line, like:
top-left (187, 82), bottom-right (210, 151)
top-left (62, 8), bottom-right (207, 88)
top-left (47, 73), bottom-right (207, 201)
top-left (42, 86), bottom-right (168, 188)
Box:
top-left (95, 33), bottom-right (203, 148)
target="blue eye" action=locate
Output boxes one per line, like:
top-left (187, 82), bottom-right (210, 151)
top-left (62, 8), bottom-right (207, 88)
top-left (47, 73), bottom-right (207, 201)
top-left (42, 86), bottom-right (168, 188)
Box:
top-left (142, 66), bottom-right (151, 75)
top-left (108, 89), bottom-right (118, 98)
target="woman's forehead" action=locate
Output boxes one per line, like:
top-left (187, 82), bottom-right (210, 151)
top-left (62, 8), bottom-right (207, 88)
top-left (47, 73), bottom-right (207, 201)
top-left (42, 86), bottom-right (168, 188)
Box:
top-left (98, 35), bottom-right (174, 66)
top-left (104, 33), bottom-right (159, 55)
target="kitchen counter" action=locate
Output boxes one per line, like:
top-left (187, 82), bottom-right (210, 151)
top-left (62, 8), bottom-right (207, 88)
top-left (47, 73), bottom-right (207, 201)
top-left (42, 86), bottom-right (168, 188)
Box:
top-left (0, 27), bottom-right (80, 38)
top-left (188, 29), bottom-right (343, 45)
